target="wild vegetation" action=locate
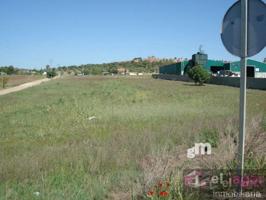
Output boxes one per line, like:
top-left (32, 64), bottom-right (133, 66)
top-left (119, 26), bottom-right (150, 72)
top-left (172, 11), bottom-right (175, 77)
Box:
top-left (0, 76), bottom-right (265, 199)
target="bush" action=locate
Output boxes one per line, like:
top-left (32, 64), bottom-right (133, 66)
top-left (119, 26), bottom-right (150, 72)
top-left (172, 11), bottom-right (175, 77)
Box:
top-left (46, 70), bottom-right (57, 78)
top-left (187, 65), bottom-right (210, 85)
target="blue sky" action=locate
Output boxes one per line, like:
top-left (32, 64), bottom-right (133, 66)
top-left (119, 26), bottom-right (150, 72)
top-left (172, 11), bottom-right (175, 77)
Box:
top-left (0, 0), bottom-right (265, 68)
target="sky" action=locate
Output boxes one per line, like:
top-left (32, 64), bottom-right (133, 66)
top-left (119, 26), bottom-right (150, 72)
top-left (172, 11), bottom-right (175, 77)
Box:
top-left (0, 0), bottom-right (265, 69)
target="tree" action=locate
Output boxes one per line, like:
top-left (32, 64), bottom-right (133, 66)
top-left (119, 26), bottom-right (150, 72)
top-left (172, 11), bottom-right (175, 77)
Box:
top-left (187, 65), bottom-right (210, 85)
top-left (7, 66), bottom-right (15, 75)
top-left (107, 65), bottom-right (118, 74)
top-left (46, 69), bottom-right (57, 78)
top-left (91, 67), bottom-right (102, 75)
top-left (1, 76), bottom-right (9, 88)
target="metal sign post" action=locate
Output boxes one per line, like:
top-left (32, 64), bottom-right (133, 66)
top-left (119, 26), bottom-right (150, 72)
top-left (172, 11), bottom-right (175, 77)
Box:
top-left (221, 0), bottom-right (266, 193)
top-left (238, 0), bottom-right (248, 192)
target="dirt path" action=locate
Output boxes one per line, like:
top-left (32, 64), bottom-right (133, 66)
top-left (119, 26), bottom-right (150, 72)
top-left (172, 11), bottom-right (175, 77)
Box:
top-left (0, 78), bottom-right (52, 96)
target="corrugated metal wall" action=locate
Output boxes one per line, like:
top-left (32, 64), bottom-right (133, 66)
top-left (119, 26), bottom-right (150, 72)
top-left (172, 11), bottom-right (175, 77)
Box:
top-left (159, 57), bottom-right (266, 77)
top-left (159, 63), bottom-right (180, 75)
top-left (230, 60), bottom-right (266, 72)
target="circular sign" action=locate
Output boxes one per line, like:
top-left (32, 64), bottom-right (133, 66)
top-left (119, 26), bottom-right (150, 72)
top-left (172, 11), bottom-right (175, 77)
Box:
top-left (221, 0), bottom-right (266, 57)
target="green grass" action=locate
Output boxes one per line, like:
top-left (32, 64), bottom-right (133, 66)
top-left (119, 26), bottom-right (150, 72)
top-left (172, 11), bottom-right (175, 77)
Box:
top-left (0, 76), bottom-right (266, 199)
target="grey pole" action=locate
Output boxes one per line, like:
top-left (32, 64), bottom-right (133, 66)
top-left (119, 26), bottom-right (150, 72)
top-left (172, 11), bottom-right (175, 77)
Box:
top-left (238, 0), bottom-right (248, 193)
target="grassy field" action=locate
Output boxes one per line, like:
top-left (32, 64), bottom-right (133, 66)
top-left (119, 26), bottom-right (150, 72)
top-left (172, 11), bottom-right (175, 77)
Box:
top-left (0, 75), bottom-right (44, 90)
top-left (0, 76), bottom-right (265, 200)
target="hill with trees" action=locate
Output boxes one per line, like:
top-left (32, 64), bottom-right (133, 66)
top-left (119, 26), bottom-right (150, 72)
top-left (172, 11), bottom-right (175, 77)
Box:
top-left (58, 58), bottom-right (176, 75)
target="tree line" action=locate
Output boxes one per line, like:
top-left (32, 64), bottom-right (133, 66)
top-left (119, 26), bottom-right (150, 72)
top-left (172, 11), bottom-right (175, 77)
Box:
top-left (0, 66), bottom-right (44, 75)
top-left (0, 66), bottom-right (17, 75)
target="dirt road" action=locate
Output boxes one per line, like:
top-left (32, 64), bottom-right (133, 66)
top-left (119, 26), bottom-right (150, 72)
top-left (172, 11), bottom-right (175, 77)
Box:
top-left (0, 78), bottom-right (52, 96)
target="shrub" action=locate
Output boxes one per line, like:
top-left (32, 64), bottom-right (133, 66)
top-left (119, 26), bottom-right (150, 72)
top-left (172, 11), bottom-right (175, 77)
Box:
top-left (187, 65), bottom-right (210, 85)
top-left (46, 70), bottom-right (57, 78)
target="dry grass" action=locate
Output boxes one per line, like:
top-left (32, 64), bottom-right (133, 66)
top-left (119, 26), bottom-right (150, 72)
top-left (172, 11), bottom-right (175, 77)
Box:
top-left (138, 115), bottom-right (266, 199)
top-left (0, 75), bottom-right (44, 89)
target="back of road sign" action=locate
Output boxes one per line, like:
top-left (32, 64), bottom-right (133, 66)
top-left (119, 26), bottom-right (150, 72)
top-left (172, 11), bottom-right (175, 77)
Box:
top-left (221, 0), bottom-right (266, 57)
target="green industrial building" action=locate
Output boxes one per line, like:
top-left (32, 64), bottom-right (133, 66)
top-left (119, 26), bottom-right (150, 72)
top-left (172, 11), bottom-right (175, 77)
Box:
top-left (160, 52), bottom-right (266, 78)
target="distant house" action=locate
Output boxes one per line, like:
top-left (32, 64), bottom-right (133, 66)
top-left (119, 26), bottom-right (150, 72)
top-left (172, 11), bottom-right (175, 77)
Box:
top-left (132, 57), bottom-right (142, 63)
top-left (42, 72), bottom-right (47, 76)
top-left (102, 72), bottom-right (110, 76)
top-left (0, 72), bottom-right (7, 76)
top-left (174, 57), bottom-right (185, 63)
top-left (117, 67), bottom-right (129, 75)
top-left (129, 72), bottom-right (137, 76)
top-left (145, 56), bottom-right (160, 63)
